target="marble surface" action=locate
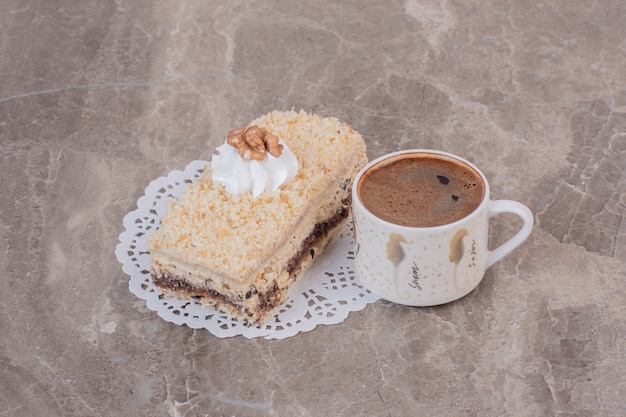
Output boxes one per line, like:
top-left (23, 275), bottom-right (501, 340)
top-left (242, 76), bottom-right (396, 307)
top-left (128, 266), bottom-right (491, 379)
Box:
top-left (1, 0), bottom-right (625, 415)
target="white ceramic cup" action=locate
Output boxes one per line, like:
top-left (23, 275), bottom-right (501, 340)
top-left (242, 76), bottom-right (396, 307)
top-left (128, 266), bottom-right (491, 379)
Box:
top-left (352, 149), bottom-right (534, 306)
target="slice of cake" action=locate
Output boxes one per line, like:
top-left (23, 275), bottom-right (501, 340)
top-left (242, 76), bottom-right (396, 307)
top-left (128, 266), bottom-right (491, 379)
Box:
top-left (147, 110), bottom-right (368, 325)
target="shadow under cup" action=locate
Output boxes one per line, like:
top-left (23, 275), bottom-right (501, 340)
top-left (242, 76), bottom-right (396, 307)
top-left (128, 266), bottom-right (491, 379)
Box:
top-left (351, 149), bottom-right (533, 306)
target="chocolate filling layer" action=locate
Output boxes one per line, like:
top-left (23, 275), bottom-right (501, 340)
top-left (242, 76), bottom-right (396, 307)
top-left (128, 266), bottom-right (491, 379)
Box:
top-left (151, 202), bottom-right (350, 322)
top-left (286, 203), bottom-right (349, 277)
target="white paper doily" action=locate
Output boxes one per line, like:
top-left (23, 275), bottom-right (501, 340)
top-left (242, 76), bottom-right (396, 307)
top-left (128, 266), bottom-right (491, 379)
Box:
top-left (115, 160), bottom-right (380, 339)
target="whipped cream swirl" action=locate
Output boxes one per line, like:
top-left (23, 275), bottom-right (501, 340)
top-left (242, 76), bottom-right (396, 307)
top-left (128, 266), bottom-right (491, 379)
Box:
top-left (211, 139), bottom-right (298, 198)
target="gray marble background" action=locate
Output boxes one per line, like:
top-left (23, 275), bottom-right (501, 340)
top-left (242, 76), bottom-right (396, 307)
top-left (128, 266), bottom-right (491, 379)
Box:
top-left (1, 0), bottom-right (625, 416)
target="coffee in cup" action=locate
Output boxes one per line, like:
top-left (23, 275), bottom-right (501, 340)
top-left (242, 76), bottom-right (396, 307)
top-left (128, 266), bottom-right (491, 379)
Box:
top-left (357, 152), bottom-right (485, 227)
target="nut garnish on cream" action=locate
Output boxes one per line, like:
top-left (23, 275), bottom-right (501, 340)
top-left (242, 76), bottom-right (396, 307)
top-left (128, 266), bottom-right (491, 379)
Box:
top-left (227, 126), bottom-right (283, 160)
top-left (211, 126), bottom-right (298, 198)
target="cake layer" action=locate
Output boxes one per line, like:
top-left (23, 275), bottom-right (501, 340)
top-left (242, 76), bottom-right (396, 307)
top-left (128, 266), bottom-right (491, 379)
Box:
top-left (147, 110), bottom-right (368, 325)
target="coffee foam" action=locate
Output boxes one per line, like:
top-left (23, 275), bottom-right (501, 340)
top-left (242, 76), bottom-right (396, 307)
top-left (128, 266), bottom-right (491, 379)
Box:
top-left (357, 152), bottom-right (485, 227)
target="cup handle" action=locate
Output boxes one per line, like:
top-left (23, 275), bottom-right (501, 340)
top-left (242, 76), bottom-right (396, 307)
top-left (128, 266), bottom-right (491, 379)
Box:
top-left (485, 200), bottom-right (534, 269)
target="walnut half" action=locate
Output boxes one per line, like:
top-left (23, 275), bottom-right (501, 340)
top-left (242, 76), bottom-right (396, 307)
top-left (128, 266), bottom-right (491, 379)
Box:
top-left (226, 125), bottom-right (283, 160)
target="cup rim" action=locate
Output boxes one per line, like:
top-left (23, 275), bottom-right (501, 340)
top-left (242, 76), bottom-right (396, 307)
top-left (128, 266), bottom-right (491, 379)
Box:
top-left (352, 149), bottom-right (491, 231)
